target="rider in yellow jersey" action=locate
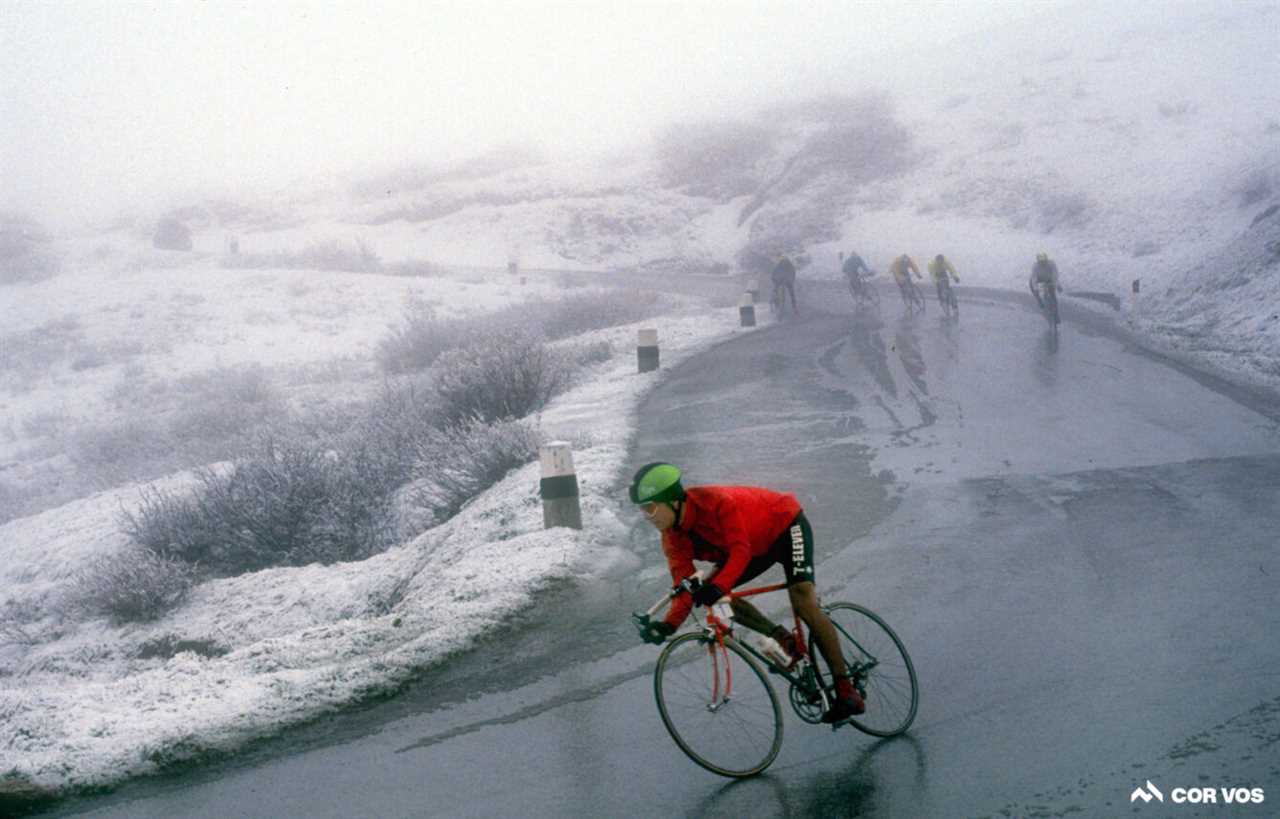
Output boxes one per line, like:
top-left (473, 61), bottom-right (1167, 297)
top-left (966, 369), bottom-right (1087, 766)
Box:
top-left (889, 254), bottom-right (923, 311)
top-left (927, 253), bottom-right (960, 307)
top-left (889, 254), bottom-right (920, 284)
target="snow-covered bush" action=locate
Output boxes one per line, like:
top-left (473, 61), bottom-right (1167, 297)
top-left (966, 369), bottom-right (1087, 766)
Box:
top-left (220, 238), bottom-right (381, 272)
top-left (430, 327), bottom-right (570, 424)
top-left (1037, 189), bottom-right (1094, 234)
top-left (378, 290), bottom-right (664, 375)
top-left (377, 299), bottom-right (471, 373)
top-left (152, 217), bottom-right (193, 251)
top-left (654, 118), bottom-right (773, 199)
top-left (0, 214), bottom-right (60, 284)
top-left (519, 289), bottom-right (666, 341)
top-left (406, 417), bottom-right (542, 521)
top-left (122, 435), bottom-right (398, 576)
top-left (70, 548), bottom-right (196, 623)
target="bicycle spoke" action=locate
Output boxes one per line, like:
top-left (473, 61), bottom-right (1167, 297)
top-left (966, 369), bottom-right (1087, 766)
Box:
top-left (654, 634), bottom-right (783, 777)
top-left (820, 603), bottom-right (919, 737)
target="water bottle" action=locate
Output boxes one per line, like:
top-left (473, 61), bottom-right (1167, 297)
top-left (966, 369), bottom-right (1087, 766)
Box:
top-left (709, 601), bottom-right (734, 631)
top-left (756, 635), bottom-right (793, 668)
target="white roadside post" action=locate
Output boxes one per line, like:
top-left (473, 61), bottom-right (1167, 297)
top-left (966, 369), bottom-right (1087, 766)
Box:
top-left (637, 328), bottom-right (659, 373)
top-left (739, 292), bottom-right (756, 327)
top-left (747, 277), bottom-right (760, 303)
top-left (539, 442), bottom-right (581, 530)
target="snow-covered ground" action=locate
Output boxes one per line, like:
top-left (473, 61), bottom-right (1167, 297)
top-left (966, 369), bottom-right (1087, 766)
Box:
top-left (3, 0), bottom-right (1278, 802)
top-left (1, 249), bottom-right (757, 795)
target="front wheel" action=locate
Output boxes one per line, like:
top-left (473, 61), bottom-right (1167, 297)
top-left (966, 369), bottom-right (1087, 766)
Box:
top-left (654, 633), bottom-right (784, 777)
top-left (813, 603), bottom-right (919, 737)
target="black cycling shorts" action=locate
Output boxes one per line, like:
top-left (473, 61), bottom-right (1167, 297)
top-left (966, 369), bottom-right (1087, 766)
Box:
top-left (733, 512), bottom-right (815, 588)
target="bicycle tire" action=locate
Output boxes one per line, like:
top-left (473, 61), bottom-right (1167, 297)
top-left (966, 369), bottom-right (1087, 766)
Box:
top-left (914, 285), bottom-right (926, 314)
top-left (810, 603), bottom-right (918, 738)
top-left (654, 633), bottom-right (784, 778)
top-left (945, 282), bottom-right (959, 317)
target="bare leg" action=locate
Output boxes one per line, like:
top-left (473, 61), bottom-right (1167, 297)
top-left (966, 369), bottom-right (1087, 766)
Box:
top-left (787, 581), bottom-right (848, 678)
top-left (729, 596), bottom-right (779, 637)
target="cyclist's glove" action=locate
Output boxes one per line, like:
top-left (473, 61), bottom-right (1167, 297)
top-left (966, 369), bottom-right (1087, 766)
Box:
top-left (641, 620), bottom-right (675, 645)
top-left (691, 582), bottom-right (726, 608)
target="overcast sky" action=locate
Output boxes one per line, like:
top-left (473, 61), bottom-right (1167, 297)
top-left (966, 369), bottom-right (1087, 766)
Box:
top-left (2, 1), bottom-right (1063, 228)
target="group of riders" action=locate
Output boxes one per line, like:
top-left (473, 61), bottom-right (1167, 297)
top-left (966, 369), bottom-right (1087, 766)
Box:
top-left (631, 253), bottom-right (1068, 731)
top-left (767, 249), bottom-right (1064, 323)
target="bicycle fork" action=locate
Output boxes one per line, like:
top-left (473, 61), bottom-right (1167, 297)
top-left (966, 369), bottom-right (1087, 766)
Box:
top-left (703, 637), bottom-right (734, 712)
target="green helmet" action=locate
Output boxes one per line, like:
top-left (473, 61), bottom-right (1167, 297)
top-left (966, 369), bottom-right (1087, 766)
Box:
top-left (629, 462), bottom-right (685, 504)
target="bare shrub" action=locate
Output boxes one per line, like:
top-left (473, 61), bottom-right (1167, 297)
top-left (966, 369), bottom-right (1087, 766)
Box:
top-left (1, 212), bottom-right (59, 285)
top-left (514, 289), bottom-right (667, 341)
top-left (298, 239), bottom-right (381, 272)
top-left (783, 95), bottom-right (915, 191)
top-left (654, 119), bottom-right (773, 199)
top-left (1157, 100), bottom-right (1196, 119)
top-left (1036, 190), bottom-right (1093, 234)
top-left (0, 597), bottom-right (45, 647)
top-left (568, 340), bottom-right (614, 367)
top-left (1132, 240), bottom-right (1161, 258)
top-left (408, 417), bottom-right (542, 520)
top-left (220, 238), bottom-right (381, 272)
top-left (70, 419), bottom-right (169, 476)
top-left (384, 258), bottom-right (445, 277)
top-left (122, 437), bottom-right (391, 576)
top-left (1236, 170), bottom-right (1274, 209)
top-left (431, 328), bottom-right (571, 424)
top-left (0, 317), bottom-right (84, 385)
top-left (136, 635), bottom-right (227, 660)
top-left (153, 217), bottom-right (193, 251)
top-left (379, 290), bottom-right (662, 375)
top-left (70, 548), bottom-right (197, 623)
top-left (0, 481), bottom-right (42, 526)
top-left (377, 299), bottom-right (471, 373)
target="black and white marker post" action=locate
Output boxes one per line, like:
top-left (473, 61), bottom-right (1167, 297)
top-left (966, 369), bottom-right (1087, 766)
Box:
top-left (637, 328), bottom-right (659, 373)
top-left (539, 441), bottom-right (581, 530)
top-left (739, 292), bottom-right (756, 327)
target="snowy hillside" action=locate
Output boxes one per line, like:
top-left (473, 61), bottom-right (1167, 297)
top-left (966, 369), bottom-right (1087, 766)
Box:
top-left (2, 0), bottom-right (1279, 806)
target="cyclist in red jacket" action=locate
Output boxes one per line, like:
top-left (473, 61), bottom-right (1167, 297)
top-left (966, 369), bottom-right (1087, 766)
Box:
top-left (630, 461), bottom-right (865, 723)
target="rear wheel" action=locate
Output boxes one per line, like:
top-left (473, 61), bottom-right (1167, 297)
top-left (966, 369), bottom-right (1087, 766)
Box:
top-left (654, 633), bottom-right (784, 777)
top-left (811, 603), bottom-right (918, 737)
top-left (911, 281), bottom-right (926, 314)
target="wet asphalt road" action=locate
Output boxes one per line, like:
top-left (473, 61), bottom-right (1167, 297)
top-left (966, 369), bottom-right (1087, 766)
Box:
top-left (43, 282), bottom-right (1280, 818)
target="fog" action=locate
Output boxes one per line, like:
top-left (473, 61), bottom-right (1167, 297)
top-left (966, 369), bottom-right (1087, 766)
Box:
top-left (2, 0), bottom-right (1058, 229)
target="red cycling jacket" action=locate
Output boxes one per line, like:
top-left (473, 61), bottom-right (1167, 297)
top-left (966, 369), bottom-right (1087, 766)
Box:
top-left (661, 485), bottom-right (802, 629)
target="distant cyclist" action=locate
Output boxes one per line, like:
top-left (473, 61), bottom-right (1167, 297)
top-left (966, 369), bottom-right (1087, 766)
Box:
top-left (928, 253), bottom-right (960, 313)
top-left (771, 254), bottom-right (799, 315)
top-left (1029, 252), bottom-right (1062, 309)
top-left (889, 253), bottom-right (924, 312)
top-left (841, 250), bottom-right (875, 305)
top-left (630, 462), bottom-right (866, 723)
top-left (842, 249), bottom-right (872, 283)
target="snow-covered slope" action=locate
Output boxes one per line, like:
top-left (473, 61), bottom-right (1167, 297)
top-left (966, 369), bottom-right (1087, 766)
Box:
top-left (3, 0), bottom-right (1279, 803)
